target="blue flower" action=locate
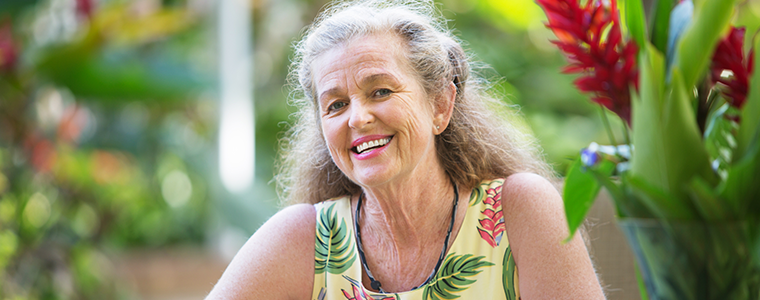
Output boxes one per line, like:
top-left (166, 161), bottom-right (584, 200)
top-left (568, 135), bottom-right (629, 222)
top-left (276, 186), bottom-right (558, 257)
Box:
top-left (580, 146), bottom-right (600, 167)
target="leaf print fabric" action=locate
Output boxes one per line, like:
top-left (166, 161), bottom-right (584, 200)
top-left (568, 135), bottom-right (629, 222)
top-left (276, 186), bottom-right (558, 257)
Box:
top-left (315, 202), bottom-right (357, 274)
top-left (502, 247), bottom-right (520, 300)
top-left (422, 253), bottom-right (495, 300)
top-left (311, 179), bottom-right (519, 300)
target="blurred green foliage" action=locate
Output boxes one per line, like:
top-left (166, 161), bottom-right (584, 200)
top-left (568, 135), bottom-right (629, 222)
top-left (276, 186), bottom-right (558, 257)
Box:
top-left (1, 0), bottom-right (214, 298)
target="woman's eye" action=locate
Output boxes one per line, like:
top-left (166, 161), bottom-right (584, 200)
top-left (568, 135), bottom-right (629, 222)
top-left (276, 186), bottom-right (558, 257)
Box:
top-left (328, 101), bottom-right (347, 112)
top-left (374, 88), bottom-right (392, 97)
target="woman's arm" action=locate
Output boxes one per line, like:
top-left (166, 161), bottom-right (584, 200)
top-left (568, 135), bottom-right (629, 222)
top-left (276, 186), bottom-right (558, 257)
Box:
top-left (502, 173), bottom-right (605, 299)
top-left (206, 203), bottom-right (316, 300)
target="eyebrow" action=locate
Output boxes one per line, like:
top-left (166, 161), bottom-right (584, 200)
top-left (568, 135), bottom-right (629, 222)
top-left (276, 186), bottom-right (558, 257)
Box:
top-left (359, 73), bottom-right (398, 87)
top-left (317, 72), bottom-right (399, 103)
top-left (318, 88), bottom-right (342, 104)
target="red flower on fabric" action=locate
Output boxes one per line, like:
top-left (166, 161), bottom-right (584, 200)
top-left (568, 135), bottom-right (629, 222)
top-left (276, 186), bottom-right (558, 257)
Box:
top-left (477, 185), bottom-right (505, 248)
top-left (342, 284), bottom-right (369, 300)
top-left (341, 282), bottom-right (394, 300)
top-left (536, 0), bottom-right (639, 125)
top-left (710, 26), bottom-right (755, 109)
top-left (0, 21), bottom-right (18, 72)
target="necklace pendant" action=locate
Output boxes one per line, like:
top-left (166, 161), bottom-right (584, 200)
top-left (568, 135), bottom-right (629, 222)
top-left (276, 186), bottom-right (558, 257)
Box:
top-left (371, 279), bottom-right (382, 291)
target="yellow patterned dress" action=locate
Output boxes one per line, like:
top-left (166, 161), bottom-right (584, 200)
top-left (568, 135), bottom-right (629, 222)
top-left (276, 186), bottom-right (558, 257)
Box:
top-left (311, 179), bottom-right (520, 300)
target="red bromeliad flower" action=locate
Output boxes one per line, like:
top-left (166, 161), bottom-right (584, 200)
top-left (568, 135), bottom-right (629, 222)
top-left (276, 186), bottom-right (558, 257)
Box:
top-left (710, 26), bottom-right (755, 109)
top-left (0, 21), bottom-right (17, 72)
top-left (536, 0), bottom-right (639, 125)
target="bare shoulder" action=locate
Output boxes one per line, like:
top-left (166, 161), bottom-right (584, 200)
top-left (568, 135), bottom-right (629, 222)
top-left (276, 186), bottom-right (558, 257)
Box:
top-left (501, 172), bottom-right (565, 251)
top-left (206, 203), bottom-right (316, 300)
top-left (501, 173), bottom-right (605, 299)
top-left (501, 172), bottom-right (561, 206)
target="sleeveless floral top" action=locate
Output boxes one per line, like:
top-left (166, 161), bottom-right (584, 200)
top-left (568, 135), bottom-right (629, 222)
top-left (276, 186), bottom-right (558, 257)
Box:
top-left (311, 178), bottom-right (521, 300)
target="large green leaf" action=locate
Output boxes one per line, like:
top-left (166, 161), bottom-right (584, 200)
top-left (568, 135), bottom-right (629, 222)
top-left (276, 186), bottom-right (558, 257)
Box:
top-left (562, 158), bottom-right (615, 241)
top-left (719, 139), bottom-right (760, 215)
top-left (315, 203), bottom-right (357, 275)
top-left (630, 44), bottom-right (716, 218)
top-left (665, 0), bottom-right (693, 77)
top-left (736, 37), bottom-right (760, 161)
top-left (650, 0), bottom-right (675, 54)
top-left (423, 253), bottom-right (494, 300)
top-left (686, 177), bottom-right (729, 221)
top-left (676, 0), bottom-right (736, 89)
top-left (624, 0), bottom-right (648, 49)
top-left (626, 174), bottom-right (695, 220)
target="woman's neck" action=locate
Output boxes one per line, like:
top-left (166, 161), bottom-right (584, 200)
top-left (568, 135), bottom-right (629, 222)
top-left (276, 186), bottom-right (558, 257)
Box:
top-left (359, 168), bottom-right (454, 247)
top-left (353, 166), bottom-right (469, 292)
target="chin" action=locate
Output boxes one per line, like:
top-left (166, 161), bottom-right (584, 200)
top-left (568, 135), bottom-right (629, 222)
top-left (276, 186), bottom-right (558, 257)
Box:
top-left (350, 169), bottom-right (395, 188)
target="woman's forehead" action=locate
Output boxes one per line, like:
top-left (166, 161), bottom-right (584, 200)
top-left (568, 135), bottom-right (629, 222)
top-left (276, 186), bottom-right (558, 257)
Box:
top-left (311, 34), bottom-right (413, 89)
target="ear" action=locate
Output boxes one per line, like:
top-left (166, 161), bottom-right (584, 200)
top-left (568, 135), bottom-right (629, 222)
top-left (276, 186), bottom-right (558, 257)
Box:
top-left (433, 81), bottom-right (457, 135)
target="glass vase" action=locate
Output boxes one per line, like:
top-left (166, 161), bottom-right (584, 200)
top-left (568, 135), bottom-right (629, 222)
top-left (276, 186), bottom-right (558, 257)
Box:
top-left (618, 219), bottom-right (760, 300)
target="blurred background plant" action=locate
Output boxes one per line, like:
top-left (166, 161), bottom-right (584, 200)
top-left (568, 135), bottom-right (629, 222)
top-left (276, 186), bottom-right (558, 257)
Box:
top-left (4, 0), bottom-right (757, 299)
top-left (0, 0), bottom-right (216, 298)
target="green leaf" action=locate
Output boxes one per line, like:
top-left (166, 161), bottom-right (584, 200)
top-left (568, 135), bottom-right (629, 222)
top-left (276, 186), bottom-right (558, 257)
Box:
top-left (315, 203), bottom-right (357, 274)
top-left (650, 0), bottom-right (675, 54)
top-left (676, 0), bottom-right (737, 89)
top-left (736, 36), bottom-right (760, 161)
top-left (502, 247), bottom-right (518, 300)
top-left (686, 177), bottom-right (729, 221)
top-left (592, 170), bottom-right (656, 219)
top-left (631, 45), bottom-right (717, 215)
top-left (666, 0), bottom-right (693, 77)
top-left (719, 139), bottom-right (760, 215)
top-left (562, 158), bottom-right (615, 242)
top-left (626, 174), bottom-right (692, 219)
top-left (423, 253), bottom-right (494, 300)
top-left (468, 182), bottom-right (486, 206)
top-left (634, 263), bottom-right (651, 300)
top-left (624, 0), bottom-right (648, 49)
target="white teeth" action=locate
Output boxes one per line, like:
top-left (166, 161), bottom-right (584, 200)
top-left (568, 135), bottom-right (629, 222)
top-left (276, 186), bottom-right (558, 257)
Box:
top-left (356, 137), bottom-right (391, 154)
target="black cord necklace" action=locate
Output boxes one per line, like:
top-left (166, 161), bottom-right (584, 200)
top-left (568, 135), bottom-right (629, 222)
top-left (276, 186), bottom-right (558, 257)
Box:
top-left (353, 178), bottom-right (459, 293)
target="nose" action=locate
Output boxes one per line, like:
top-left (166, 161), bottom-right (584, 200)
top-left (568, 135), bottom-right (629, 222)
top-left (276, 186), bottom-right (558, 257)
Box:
top-left (347, 100), bottom-right (374, 130)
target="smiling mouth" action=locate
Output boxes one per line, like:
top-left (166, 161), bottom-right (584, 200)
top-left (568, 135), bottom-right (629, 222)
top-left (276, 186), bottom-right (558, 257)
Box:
top-left (353, 136), bottom-right (393, 154)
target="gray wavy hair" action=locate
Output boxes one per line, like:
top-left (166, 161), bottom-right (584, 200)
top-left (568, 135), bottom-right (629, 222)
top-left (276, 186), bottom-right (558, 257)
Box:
top-left (276, 0), bottom-right (554, 205)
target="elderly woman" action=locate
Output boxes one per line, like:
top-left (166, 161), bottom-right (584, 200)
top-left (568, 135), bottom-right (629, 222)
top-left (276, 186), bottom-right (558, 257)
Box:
top-left (208, 1), bottom-right (604, 299)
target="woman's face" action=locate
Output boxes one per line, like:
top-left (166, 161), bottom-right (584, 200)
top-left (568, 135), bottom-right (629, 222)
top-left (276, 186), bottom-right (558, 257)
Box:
top-left (312, 34), bottom-right (445, 189)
